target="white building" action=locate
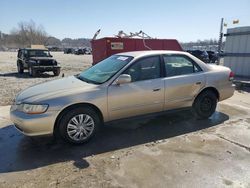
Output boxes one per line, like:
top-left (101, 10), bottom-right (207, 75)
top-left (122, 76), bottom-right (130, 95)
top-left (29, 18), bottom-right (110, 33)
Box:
top-left (224, 26), bottom-right (250, 77)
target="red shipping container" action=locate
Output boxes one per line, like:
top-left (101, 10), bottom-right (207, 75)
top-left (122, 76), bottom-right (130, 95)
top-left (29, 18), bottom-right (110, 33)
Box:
top-left (91, 37), bottom-right (183, 64)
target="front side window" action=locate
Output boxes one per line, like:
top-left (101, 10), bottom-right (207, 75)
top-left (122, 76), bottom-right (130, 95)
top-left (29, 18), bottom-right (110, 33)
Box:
top-left (78, 55), bottom-right (133, 84)
top-left (123, 56), bottom-right (161, 82)
top-left (163, 55), bottom-right (201, 77)
top-left (21, 50), bottom-right (26, 58)
top-left (17, 50), bottom-right (21, 58)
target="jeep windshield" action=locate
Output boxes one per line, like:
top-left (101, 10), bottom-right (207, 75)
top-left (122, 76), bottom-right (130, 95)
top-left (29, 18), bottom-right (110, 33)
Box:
top-left (77, 55), bottom-right (133, 84)
top-left (28, 50), bottom-right (50, 57)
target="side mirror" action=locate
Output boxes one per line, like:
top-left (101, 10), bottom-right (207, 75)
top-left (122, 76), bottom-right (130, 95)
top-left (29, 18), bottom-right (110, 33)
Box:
top-left (49, 54), bottom-right (53, 57)
top-left (115, 74), bottom-right (131, 85)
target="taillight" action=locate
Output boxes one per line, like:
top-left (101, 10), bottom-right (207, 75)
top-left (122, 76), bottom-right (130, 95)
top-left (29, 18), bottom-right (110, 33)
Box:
top-left (229, 71), bottom-right (234, 81)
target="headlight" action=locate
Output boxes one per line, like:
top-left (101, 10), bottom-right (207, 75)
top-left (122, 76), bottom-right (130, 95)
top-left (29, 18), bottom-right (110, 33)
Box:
top-left (15, 103), bottom-right (49, 114)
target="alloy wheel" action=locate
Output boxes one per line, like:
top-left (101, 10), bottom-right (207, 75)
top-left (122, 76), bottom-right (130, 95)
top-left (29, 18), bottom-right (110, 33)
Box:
top-left (66, 114), bottom-right (95, 141)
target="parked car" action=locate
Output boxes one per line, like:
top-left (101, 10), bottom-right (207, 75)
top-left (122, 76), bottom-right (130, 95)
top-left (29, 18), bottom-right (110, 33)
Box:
top-left (17, 48), bottom-right (61, 77)
top-left (10, 51), bottom-right (235, 144)
top-left (85, 47), bottom-right (92, 55)
top-left (48, 46), bottom-right (61, 52)
top-left (187, 50), bottom-right (210, 63)
top-left (64, 48), bottom-right (73, 54)
top-left (74, 48), bottom-right (86, 55)
top-left (207, 50), bottom-right (218, 63)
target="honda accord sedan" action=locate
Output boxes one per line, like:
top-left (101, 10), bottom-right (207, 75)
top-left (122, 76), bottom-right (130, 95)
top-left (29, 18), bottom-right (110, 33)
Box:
top-left (10, 51), bottom-right (235, 144)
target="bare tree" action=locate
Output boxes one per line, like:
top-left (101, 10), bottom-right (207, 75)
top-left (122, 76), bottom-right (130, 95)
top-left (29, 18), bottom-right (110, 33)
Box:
top-left (11, 20), bottom-right (48, 48)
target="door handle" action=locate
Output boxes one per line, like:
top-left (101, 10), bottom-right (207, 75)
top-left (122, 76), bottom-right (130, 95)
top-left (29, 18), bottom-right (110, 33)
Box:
top-left (153, 88), bottom-right (161, 92)
top-left (196, 82), bottom-right (202, 85)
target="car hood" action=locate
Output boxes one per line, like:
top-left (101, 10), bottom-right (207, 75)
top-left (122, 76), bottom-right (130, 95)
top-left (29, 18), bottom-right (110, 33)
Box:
top-left (16, 76), bottom-right (97, 103)
top-left (29, 57), bottom-right (54, 60)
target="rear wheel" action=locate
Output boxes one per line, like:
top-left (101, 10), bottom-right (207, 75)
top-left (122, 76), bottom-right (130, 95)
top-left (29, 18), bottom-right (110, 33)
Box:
top-left (58, 107), bottom-right (101, 144)
top-left (17, 62), bottom-right (24, 74)
top-left (192, 90), bottom-right (217, 119)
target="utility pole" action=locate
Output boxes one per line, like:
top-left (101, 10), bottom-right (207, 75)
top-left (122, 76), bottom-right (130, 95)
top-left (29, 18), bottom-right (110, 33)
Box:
top-left (217, 18), bottom-right (224, 65)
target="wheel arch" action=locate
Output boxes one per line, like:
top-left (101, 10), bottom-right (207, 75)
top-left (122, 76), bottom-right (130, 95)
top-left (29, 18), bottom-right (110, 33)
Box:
top-left (53, 103), bottom-right (104, 135)
top-left (196, 86), bottom-right (220, 101)
top-left (17, 59), bottom-right (23, 65)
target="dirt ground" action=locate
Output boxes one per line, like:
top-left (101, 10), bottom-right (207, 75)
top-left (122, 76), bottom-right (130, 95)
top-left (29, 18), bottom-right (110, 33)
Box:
top-left (0, 52), bottom-right (92, 106)
top-left (0, 52), bottom-right (250, 188)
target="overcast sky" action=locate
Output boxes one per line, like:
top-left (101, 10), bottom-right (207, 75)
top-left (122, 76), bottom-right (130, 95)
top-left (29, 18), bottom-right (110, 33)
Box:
top-left (0, 0), bottom-right (250, 42)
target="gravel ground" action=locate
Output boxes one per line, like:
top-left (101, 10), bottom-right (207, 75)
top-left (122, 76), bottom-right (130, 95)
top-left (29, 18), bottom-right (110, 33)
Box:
top-left (0, 52), bottom-right (92, 106)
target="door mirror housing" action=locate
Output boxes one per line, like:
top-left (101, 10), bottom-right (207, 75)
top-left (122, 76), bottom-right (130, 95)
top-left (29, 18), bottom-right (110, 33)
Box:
top-left (115, 74), bottom-right (131, 85)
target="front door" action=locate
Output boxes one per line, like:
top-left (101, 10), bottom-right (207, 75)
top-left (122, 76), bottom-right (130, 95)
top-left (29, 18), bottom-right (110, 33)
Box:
top-left (108, 55), bottom-right (165, 121)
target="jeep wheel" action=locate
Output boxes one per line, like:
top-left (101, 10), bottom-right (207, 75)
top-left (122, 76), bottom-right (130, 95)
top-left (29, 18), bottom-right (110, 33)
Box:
top-left (17, 63), bottom-right (24, 74)
top-left (28, 66), bottom-right (37, 77)
top-left (58, 107), bottom-right (101, 144)
top-left (53, 68), bottom-right (60, 76)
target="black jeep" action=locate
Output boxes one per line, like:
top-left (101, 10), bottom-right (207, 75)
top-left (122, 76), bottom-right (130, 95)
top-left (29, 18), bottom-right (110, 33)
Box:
top-left (17, 48), bottom-right (61, 77)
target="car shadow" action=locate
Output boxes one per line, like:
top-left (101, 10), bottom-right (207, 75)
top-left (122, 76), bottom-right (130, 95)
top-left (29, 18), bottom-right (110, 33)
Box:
top-left (0, 110), bottom-right (229, 173)
top-left (0, 72), bottom-right (55, 78)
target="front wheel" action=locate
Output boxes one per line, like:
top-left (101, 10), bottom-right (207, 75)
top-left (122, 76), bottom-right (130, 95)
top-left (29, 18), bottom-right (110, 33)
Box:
top-left (17, 63), bottom-right (24, 74)
top-left (192, 90), bottom-right (217, 119)
top-left (53, 68), bottom-right (60, 76)
top-left (58, 107), bottom-right (101, 144)
top-left (28, 66), bottom-right (37, 77)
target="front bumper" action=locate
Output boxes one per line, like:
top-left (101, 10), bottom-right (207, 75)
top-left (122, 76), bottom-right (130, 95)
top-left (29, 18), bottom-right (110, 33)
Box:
top-left (10, 109), bottom-right (58, 136)
top-left (32, 66), bottom-right (60, 72)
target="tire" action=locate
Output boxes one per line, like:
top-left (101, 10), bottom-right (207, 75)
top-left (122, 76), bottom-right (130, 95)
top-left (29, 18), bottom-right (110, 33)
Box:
top-left (53, 68), bottom-right (60, 76)
top-left (192, 90), bottom-right (217, 119)
top-left (17, 62), bottom-right (24, 74)
top-left (28, 66), bottom-right (37, 77)
top-left (58, 107), bottom-right (101, 144)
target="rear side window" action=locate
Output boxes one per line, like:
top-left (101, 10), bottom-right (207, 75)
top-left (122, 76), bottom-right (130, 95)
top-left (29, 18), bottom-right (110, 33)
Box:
top-left (163, 55), bottom-right (202, 77)
top-left (123, 56), bottom-right (161, 82)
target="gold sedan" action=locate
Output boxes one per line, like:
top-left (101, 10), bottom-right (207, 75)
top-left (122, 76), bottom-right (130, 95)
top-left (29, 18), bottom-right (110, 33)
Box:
top-left (10, 51), bottom-right (235, 144)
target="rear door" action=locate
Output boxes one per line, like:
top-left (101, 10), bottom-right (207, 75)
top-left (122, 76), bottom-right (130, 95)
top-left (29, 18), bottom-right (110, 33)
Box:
top-left (107, 55), bottom-right (165, 121)
top-left (163, 54), bottom-right (205, 110)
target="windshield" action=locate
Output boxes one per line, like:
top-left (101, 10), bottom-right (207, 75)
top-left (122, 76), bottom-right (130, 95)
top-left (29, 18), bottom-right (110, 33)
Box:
top-left (28, 50), bottom-right (50, 57)
top-left (78, 55), bottom-right (133, 84)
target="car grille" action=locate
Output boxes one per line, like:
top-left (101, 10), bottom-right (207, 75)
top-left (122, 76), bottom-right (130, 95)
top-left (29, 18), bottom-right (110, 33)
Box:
top-left (39, 60), bottom-right (54, 66)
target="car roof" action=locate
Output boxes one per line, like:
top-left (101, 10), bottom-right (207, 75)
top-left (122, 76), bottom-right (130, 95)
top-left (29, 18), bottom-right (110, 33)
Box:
top-left (117, 50), bottom-right (189, 58)
top-left (117, 50), bottom-right (210, 72)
